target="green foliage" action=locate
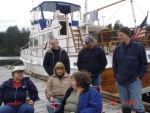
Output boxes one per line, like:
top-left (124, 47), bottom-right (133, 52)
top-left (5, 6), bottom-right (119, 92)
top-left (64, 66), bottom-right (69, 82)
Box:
top-left (106, 23), bottom-right (113, 30)
top-left (14, 45), bottom-right (20, 55)
top-left (0, 48), bottom-right (8, 56)
top-left (113, 20), bottom-right (123, 30)
top-left (111, 20), bottom-right (123, 38)
top-left (146, 24), bottom-right (150, 31)
top-left (0, 32), bottom-right (4, 47)
top-left (0, 26), bottom-right (29, 56)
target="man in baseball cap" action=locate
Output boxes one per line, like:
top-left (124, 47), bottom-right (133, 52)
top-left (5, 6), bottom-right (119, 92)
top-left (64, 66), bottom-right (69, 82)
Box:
top-left (77, 35), bottom-right (107, 87)
top-left (83, 35), bottom-right (95, 50)
top-left (84, 35), bottom-right (94, 43)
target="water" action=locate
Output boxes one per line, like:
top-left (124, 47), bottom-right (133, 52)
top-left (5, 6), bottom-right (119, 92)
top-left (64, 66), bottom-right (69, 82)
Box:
top-left (0, 56), bottom-right (20, 60)
top-left (0, 56), bottom-right (23, 66)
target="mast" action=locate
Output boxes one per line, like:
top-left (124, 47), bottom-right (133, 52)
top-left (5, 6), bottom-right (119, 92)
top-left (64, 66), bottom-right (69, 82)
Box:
top-left (130, 0), bottom-right (136, 28)
top-left (32, 0), bottom-right (34, 8)
top-left (85, 0), bottom-right (88, 35)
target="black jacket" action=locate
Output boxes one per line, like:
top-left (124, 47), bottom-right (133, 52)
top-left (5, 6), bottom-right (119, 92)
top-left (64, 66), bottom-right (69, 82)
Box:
top-left (43, 47), bottom-right (70, 76)
top-left (77, 45), bottom-right (107, 75)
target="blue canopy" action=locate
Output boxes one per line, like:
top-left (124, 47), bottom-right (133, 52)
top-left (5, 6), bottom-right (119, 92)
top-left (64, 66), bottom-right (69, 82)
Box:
top-left (31, 1), bottom-right (81, 14)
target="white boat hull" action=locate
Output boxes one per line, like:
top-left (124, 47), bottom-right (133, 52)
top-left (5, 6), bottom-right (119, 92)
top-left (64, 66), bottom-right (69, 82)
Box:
top-left (20, 49), bottom-right (150, 78)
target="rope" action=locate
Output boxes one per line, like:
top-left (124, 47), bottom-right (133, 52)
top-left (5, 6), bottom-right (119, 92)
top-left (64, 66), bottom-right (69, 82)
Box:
top-left (12, 60), bottom-right (21, 66)
top-left (133, 0), bottom-right (145, 17)
top-left (5, 59), bottom-right (22, 69)
top-left (104, 0), bottom-right (128, 25)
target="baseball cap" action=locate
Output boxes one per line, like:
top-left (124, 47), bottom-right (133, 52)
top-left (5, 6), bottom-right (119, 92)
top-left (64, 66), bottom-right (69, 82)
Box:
top-left (12, 66), bottom-right (24, 73)
top-left (84, 35), bottom-right (94, 43)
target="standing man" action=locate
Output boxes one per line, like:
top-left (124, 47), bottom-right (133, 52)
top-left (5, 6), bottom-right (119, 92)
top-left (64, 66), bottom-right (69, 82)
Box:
top-left (77, 35), bottom-right (107, 86)
top-left (113, 26), bottom-right (148, 113)
top-left (43, 38), bottom-right (70, 76)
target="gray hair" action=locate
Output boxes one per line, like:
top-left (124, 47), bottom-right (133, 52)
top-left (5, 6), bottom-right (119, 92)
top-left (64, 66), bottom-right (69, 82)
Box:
top-left (50, 38), bottom-right (59, 43)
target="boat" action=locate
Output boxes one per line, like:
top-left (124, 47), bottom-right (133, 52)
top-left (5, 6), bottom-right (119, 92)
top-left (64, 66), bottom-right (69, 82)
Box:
top-left (20, 0), bottom-right (150, 110)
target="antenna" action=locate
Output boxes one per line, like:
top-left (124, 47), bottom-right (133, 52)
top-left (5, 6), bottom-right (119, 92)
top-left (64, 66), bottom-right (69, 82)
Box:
top-left (101, 16), bottom-right (105, 26)
top-left (32, 0), bottom-right (34, 8)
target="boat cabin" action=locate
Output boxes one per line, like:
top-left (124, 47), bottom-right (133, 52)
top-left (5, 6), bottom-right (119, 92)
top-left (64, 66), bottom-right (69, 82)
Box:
top-left (29, 1), bottom-right (81, 50)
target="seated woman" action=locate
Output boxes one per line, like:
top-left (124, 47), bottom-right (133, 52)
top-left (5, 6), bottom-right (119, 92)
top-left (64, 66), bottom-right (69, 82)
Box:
top-left (0, 66), bottom-right (39, 113)
top-left (45, 62), bottom-right (71, 113)
top-left (55, 71), bottom-right (102, 113)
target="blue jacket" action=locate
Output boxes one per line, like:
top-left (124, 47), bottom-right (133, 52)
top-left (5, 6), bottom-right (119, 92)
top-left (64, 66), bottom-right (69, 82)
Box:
top-left (55, 86), bottom-right (102, 113)
top-left (77, 45), bottom-right (107, 75)
top-left (113, 41), bottom-right (148, 85)
top-left (0, 77), bottom-right (39, 103)
top-left (43, 47), bottom-right (70, 76)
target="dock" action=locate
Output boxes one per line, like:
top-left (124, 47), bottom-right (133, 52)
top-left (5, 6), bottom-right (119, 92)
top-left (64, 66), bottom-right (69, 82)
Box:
top-left (0, 66), bottom-right (148, 113)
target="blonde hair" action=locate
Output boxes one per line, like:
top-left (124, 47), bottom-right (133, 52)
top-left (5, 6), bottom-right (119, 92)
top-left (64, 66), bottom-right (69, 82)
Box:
top-left (53, 62), bottom-right (66, 75)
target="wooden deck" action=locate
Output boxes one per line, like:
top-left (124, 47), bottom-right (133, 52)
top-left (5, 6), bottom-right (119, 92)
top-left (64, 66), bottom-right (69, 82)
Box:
top-left (0, 66), bottom-right (148, 113)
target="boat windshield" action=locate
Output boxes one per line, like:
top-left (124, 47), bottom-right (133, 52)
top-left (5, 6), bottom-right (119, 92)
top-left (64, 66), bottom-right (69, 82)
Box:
top-left (30, 1), bottom-right (81, 21)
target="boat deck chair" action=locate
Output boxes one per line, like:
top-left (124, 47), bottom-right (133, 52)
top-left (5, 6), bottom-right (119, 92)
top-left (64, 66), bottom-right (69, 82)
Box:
top-left (92, 86), bottom-right (103, 113)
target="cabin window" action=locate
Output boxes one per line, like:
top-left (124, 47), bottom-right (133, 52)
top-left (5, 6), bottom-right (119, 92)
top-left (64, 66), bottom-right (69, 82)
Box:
top-left (36, 7), bottom-right (42, 20)
top-left (50, 32), bottom-right (54, 39)
top-left (60, 21), bottom-right (67, 35)
top-left (30, 38), bottom-right (33, 47)
top-left (46, 32), bottom-right (53, 41)
top-left (34, 36), bottom-right (38, 46)
top-left (39, 34), bottom-right (46, 45)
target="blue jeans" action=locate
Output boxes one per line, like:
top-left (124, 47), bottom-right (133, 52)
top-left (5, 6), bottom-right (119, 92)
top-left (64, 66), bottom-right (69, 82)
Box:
top-left (46, 98), bottom-right (62, 113)
top-left (0, 103), bottom-right (34, 113)
top-left (116, 80), bottom-right (145, 112)
top-left (91, 73), bottom-right (101, 86)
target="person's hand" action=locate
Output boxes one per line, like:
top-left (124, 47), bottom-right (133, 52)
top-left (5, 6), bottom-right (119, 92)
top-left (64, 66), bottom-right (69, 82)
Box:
top-left (50, 96), bottom-right (54, 103)
top-left (137, 76), bottom-right (140, 80)
top-left (26, 100), bottom-right (34, 106)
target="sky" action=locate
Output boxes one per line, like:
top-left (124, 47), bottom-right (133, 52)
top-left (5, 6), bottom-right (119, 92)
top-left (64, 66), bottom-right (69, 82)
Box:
top-left (0, 0), bottom-right (150, 32)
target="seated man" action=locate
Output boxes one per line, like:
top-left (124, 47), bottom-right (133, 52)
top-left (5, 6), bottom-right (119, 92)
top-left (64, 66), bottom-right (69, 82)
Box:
top-left (0, 66), bottom-right (39, 113)
top-left (45, 62), bottom-right (71, 113)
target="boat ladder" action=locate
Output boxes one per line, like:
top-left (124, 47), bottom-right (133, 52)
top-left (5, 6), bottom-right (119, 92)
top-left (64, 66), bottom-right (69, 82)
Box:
top-left (70, 26), bottom-right (84, 52)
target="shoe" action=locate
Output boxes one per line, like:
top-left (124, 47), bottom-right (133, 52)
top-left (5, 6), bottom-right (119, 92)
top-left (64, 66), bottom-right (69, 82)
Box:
top-left (122, 108), bottom-right (131, 113)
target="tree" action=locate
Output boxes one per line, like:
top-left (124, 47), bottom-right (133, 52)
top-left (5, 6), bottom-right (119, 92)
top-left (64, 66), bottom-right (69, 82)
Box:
top-left (113, 20), bottom-right (123, 37)
top-left (3, 26), bottom-right (20, 55)
top-left (1, 26), bottom-right (29, 56)
top-left (19, 27), bottom-right (30, 47)
top-left (106, 23), bottom-right (113, 30)
top-left (146, 24), bottom-right (150, 31)
top-left (14, 45), bottom-right (20, 55)
top-left (113, 20), bottom-right (123, 30)
top-left (0, 32), bottom-right (4, 47)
